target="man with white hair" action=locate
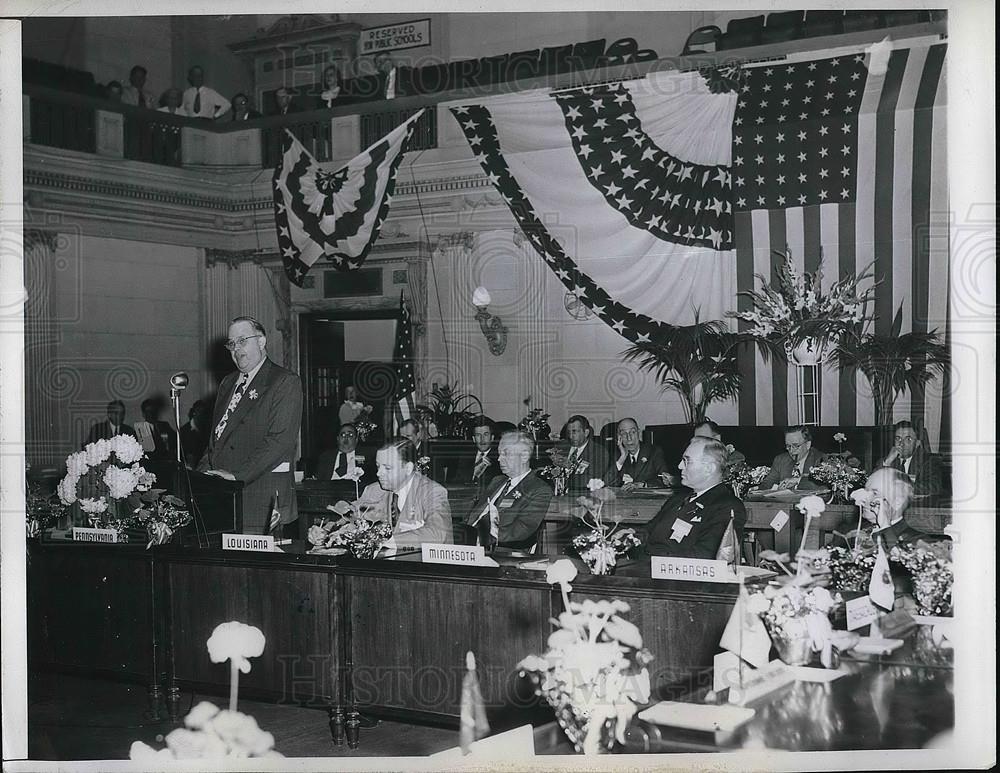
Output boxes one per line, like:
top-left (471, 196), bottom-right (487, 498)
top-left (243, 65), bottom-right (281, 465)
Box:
top-left (640, 437), bottom-right (746, 559)
top-left (861, 467), bottom-right (926, 549)
top-left (465, 431), bottom-right (552, 551)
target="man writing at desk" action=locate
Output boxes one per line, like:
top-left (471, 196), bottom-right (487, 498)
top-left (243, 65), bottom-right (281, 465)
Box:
top-left (346, 438), bottom-right (452, 549)
top-left (640, 437), bottom-right (745, 559)
top-left (200, 317), bottom-right (302, 535)
top-left (756, 425), bottom-right (826, 492)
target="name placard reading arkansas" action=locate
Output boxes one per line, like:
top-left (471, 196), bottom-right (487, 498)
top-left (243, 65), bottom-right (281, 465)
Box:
top-left (72, 527), bottom-right (118, 543)
top-left (421, 543), bottom-right (486, 566)
top-left (222, 533), bottom-right (275, 552)
top-left (651, 556), bottom-right (737, 583)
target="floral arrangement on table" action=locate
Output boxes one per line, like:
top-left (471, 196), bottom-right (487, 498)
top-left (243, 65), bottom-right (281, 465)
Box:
top-left (889, 541), bottom-right (953, 616)
top-left (56, 435), bottom-right (157, 538)
top-left (724, 462), bottom-right (771, 499)
top-left (537, 450), bottom-right (588, 497)
top-left (517, 560), bottom-right (653, 754)
top-left (25, 469), bottom-right (67, 538)
top-left (354, 416), bottom-right (377, 442)
top-left (518, 399), bottom-right (552, 440)
top-left (308, 515), bottom-right (394, 559)
top-left (746, 580), bottom-right (843, 667)
top-left (131, 489), bottom-right (193, 548)
top-left (729, 249), bottom-right (876, 365)
top-left (572, 480), bottom-right (641, 575)
top-left (808, 456), bottom-right (866, 504)
top-left (130, 621), bottom-right (282, 761)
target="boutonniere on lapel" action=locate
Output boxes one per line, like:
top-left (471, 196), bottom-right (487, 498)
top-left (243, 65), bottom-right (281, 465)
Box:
top-left (511, 490), bottom-right (522, 500)
top-left (248, 389), bottom-right (259, 400)
top-left (641, 457), bottom-right (647, 464)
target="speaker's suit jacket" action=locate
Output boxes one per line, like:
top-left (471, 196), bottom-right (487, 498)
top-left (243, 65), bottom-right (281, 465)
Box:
top-left (355, 472), bottom-right (452, 548)
top-left (759, 447), bottom-right (826, 490)
top-left (609, 443), bottom-right (671, 486)
top-left (883, 446), bottom-right (945, 496)
top-left (640, 483), bottom-right (746, 559)
top-left (465, 471), bottom-right (553, 550)
top-left (200, 358), bottom-right (302, 534)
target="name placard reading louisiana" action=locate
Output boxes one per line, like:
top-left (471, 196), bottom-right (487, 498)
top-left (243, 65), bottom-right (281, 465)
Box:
top-left (651, 556), bottom-right (737, 583)
top-left (222, 533), bottom-right (275, 552)
top-left (72, 527), bottom-right (118, 543)
top-left (421, 543), bottom-right (486, 566)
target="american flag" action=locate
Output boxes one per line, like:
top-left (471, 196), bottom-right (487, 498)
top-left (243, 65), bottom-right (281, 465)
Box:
top-left (733, 45), bottom-right (948, 438)
top-left (392, 294), bottom-right (416, 435)
top-left (272, 111), bottom-right (424, 287)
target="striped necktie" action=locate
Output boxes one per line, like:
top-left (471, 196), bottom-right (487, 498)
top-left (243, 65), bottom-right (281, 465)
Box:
top-left (214, 374), bottom-right (248, 439)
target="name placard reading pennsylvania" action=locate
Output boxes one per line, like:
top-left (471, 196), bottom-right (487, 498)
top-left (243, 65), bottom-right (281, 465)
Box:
top-left (72, 527), bottom-right (118, 543)
top-left (421, 543), bottom-right (486, 566)
top-left (651, 556), bottom-right (737, 583)
top-left (222, 534), bottom-right (275, 552)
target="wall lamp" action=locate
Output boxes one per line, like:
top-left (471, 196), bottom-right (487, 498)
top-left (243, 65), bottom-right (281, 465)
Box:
top-left (472, 286), bottom-right (508, 356)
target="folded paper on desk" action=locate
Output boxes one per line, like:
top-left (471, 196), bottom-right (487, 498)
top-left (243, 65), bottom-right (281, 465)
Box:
top-left (853, 637), bottom-right (905, 655)
top-left (429, 723), bottom-right (535, 759)
top-left (519, 559), bottom-right (551, 571)
top-left (638, 701), bottom-right (755, 733)
top-left (789, 666), bottom-right (847, 683)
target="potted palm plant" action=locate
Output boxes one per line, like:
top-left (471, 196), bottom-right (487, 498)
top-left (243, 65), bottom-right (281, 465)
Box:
top-left (832, 305), bottom-right (949, 426)
top-left (621, 314), bottom-right (743, 425)
top-left (415, 383), bottom-right (485, 439)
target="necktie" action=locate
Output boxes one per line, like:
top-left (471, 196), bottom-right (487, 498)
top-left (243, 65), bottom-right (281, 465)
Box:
top-left (139, 92), bottom-right (146, 108)
top-left (193, 88), bottom-right (201, 115)
top-left (567, 447), bottom-right (579, 468)
top-left (214, 374), bottom-right (247, 439)
top-left (489, 479), bottom-right (512, 539)
top-left (335, 452), bottom-right (348, 478)
top-left (389, 492), bottom-right (400, 526)
top-left (472, 451), bottom-right (486, 481)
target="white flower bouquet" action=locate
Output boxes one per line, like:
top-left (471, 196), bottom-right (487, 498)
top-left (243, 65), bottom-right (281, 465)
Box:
top-left (571, 481), bottom-right (640, 575)
top-left (517, 561), bottom-right (653, 754)
top-left (56, 435), bottom-right (156, 537)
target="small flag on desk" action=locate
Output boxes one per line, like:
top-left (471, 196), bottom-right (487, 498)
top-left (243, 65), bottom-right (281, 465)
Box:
top-left (719, 579), bottom-right (771, 670)
top-left (869, 537), bottom-right (895, 611)
top-left (459, 651), bottom-right (490, 754)
top-left (715, 511), bottom-right (740, 566)
top-left (269, 490), bottom-right (281, 534)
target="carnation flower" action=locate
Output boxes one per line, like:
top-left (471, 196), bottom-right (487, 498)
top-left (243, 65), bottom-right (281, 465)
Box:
top-left (546, 558), bottom-right (578, 592)
top-left (587, 478), bottom-right (605, 492)
top-left (79, 497), bottom-right (108, 514)
top-left (206, 621), bottom-right (266, 673)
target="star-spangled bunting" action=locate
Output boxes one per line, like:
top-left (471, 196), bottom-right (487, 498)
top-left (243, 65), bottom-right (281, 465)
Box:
top-left (272, 110), bottom-right (424, 287)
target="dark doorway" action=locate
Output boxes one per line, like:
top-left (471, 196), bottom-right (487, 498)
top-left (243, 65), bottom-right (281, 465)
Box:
top-left (298, 309), bottom-right (401, 474)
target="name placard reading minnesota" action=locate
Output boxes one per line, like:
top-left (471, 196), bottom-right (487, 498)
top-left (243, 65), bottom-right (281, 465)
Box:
top-left (72, 527), bottom-right (118, 543)
top-left (360, 19), bottom-right (430, 54)
top-left (651, 556), bottom-right (736, 583)
top-left (222, 533), bottom-right (275, 552)
top-left (421, 543), bottom-right (486, 566)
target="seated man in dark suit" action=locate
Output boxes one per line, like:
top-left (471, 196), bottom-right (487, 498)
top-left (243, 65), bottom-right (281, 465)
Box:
top-left (640, 437), bottom-right (746, 559)
top-left (862, 467), bottom-right (931, 549)
top-left (756, 425), bottom-right (826, 491)
top-left (550, 414), bottom-right (613, 494)
top-left (877, 420), bottom-right (945, 496)
top-left (85, 400), bottom-right (135, 445)
top-left (692, 419), bottom-right (746, 474)
top-left (609, 417), bottom-right (669, 490)
top-left (465, 431), bottom-right (552, 552)
top-left (450, 416), bottom-right (501, 497)
top-left (315, 423), bottom-right (373, 485)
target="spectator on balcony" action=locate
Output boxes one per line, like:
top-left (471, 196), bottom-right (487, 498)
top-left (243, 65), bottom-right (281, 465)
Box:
top-left (269, 87), bottom-right (303, 117)
top-left (228, 93), bottom-right (262, 121)
top-left (104, 80), bottom-right (124, 102)
top-left (316, 64), bottom-right (347, 109)
top-left (182, 65), bottom-right (230, 120)
top-left (121, 65), bottom-right (154, 109)
top-left (157, 88), bottom-right (189, 116)
top-left (374, 52), bottom-right (403, 100)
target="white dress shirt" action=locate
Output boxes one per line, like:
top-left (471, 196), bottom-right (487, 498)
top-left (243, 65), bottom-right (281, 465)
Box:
top-left (182, 85), bottom-right (231, 119)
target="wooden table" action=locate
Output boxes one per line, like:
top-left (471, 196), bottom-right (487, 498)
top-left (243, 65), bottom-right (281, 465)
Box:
top-left (26, 541), bottom-right (742, 726)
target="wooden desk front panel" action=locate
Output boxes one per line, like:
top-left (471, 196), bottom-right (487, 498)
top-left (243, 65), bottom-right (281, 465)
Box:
top-left (343, 573), bottom-right (549, 720)
top-left (166, 560), bottom-right (340, 705)
top-left (27, 544), bottom-right (154, 683)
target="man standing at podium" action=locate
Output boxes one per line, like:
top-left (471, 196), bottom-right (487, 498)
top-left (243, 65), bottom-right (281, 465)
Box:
top-left (201, 316), bottom-right (303, 535)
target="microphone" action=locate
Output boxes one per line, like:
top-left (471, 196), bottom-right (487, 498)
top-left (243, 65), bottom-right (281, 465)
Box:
top-left (170, 372), bottom-right (189, 390)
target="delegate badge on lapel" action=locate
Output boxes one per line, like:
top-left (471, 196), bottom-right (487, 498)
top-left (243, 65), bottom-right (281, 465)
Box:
top-left (669, 518), bottom-right (693, 543)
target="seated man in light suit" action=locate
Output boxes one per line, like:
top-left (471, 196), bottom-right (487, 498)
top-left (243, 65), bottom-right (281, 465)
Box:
top-left (610, 417), bottom-right (670, 490)
top-left (465, 430), bottom-right (553, 552)
top-left (757, 425), bottom-right (826, 491)
top-left (877, 420), bottom-right (944, 496)
top-left (352, 438), bottom-right (452, 549)
top-left (315, 423), bottom-right (372, 484)
top-left (640, 437), bottom-right (746, 559)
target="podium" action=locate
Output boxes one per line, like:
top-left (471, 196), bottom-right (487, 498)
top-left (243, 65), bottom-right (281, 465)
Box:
top-left (174, 469), bottom-right (244, 543)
